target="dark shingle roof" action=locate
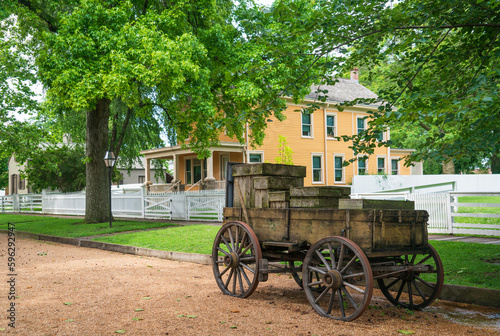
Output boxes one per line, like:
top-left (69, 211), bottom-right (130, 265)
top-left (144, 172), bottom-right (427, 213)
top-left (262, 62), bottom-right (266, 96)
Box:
top-left (304, 78), bottom-right (378, 104)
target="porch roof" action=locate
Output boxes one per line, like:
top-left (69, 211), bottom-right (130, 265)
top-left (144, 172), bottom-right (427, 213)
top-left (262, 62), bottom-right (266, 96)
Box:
top-left (140, 141), bottom-right (246, 160)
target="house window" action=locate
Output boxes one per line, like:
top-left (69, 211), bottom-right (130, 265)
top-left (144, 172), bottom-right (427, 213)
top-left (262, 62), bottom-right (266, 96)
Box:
top-left (334, 156), bottom-right (344, 182)
top-left (376, 131), bottom-right (384, 141)
top-left (220, 154), bottom-right (230, 180)
top-left (377, 157), bottom-right (386, 174)
top-left (185, 158), bottom-right (204, 184)
top-left (302, 113), bottom-right (312, 137)
top-left (18, 177), bottom-right (26, 190)
top-left (312, 154), bottom-right (323, 183)
top-left (119, 173), bottom-right (124, 185)
top-left (249, 153), bottom-right (262, 163)
top-left (357, 117), bottom-right (366, 134)
top-left (391, 159), bottom-right (399, 175)
top-left (138, 176), bottom-right (145, 184)
top-left (326, 114), bottom-right (336, 138)
top-left (358, 157), bottom-right (367, 175)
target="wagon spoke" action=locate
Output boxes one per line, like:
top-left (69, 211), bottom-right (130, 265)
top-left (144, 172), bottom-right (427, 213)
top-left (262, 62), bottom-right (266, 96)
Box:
top-left (221, 236), bottom-right (232, 252)
top-left (307, 280), bottom-right (323, 288)
top-left (343, 272), bottom-right (366, 280)
top-left (237, 268), bottom-right (244, 294)
top-left (416, 254), bottom-right (432, 265)
top-left (228, 228), bottom-right (236, 251)
top-left (232, 268), bottom-right (237, 294)
top-left (235, 226), bottom-right (239, 251)
top-left (308, 266), bottom-right (327, 275)
top-left (327, 289), bottom-right (336, 314)
top-left (395, 280), bottom-right (407, 301)
top-left (237, 232), bottom-right (247, 254)
top-left (384, 278), bottom-right (401, 290)
top-left (412, 279), bottom-right (427, 302)
top-left (239, 256), bottom-right (256, 262)
top-left (414, 275), bottom-right (435, 289)
top-left (239, 266), bottom-right (251, 286)
top-left (343, 281), bottom-right (365, 294)
top-left (217, 247), bottom-right (230, 257)
top-left (338, 289), bottom-right (346, 318)
top-left (408, 281), bottom-right (413, 306)
top-left (328, 242), bottom-right (336, 269)
top-left (240, 242), bottom-right (254, 257)
top-left (410, 254), bottom-right (417, 264)
top-left (220, 264), bottom-right (231, 277)
top-left (225, 268), bottom-right (234, 288)
top-left (337, 244), bottom-right (345, 270)
top-left (314, 286), bottom-right (331, 304)
top-left (241, 262), bottom-right (256, 274)
top-left (340, 256), bottom-right (357, 274)
top-left (342, 286), bottom-right (358, 310)
top-left (315, 250), bottom-right (331, 271)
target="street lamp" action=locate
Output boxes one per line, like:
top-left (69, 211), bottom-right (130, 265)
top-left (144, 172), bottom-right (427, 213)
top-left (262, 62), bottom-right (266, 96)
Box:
top-left (104, 151), bottom-right (116, 228)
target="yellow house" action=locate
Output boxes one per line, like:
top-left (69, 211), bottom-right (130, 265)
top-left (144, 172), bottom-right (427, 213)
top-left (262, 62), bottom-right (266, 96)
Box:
top-left (140, 72), bottom-right (422, 191)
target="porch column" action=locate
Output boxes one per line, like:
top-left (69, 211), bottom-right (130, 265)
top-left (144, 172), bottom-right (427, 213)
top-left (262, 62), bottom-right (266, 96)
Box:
top-left (204, 150), bottom-right (216, 182)
top-left (145, 158), bottom-right (152, 187)
top-left (172, 154), bottom-right (179, 182)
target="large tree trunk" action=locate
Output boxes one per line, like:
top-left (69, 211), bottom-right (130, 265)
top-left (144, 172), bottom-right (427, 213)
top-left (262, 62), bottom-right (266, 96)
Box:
top-left (491, 153), bottom-right (500, 174)
top-left (85, 98), bottom-right (111, 223)
top-left (442, 157), bottom-right (455, 174)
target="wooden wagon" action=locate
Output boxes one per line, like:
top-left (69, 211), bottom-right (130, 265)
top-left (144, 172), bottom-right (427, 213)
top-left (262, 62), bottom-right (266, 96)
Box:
top-left (211, 163), bottom-right (444, 321)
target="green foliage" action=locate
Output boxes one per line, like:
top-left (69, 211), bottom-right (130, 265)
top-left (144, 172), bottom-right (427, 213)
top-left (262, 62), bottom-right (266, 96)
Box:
top-left (274, 135), bottom-right (294, 165)
top-left (0, 157), bottom-right (8, 190)
top-left (0, 214), bottom-right (177, 238)
top-left (261, 0), bottom-right (500, 170)
top-left (23, 144), bottom-right (86, 193)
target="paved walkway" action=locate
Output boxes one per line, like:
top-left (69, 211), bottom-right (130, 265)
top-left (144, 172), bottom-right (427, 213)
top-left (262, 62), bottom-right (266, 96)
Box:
top-left (429, 234), bottom-right (500, 245)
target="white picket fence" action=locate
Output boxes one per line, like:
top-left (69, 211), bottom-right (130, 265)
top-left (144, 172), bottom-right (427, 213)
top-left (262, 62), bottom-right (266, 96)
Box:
top-left (351, 192), bottom-right (500, 236)
top-left (1, 189), bottom-right (225, 222)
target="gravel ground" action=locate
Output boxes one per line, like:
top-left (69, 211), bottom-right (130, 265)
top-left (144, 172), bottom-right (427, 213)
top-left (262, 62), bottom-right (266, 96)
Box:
top-left (1, 236), bottom-right (498, 336)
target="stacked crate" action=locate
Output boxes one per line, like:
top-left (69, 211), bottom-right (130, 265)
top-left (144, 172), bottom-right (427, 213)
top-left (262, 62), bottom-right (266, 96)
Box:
top-left (232, 163), bottom-right (306, 209)
top-left (290, 186), bottom-right (351, 208)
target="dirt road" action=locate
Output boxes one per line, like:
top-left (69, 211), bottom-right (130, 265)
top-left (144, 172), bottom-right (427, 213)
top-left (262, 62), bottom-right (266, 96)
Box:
top-left (1, 236), bottom-right (498, 335)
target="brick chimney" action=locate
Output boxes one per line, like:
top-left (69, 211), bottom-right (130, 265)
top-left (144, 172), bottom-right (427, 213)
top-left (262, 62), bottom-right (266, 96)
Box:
top-left (350, 68), bottom-right (359, 82)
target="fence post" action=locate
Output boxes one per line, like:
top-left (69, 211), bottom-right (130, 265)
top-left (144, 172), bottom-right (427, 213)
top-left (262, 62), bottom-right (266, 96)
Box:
top-left (447, 192), bottom-right (453, 234)
top-left (13, 194), bottom-right (19, 212)
top-left (141, 185), bottom-right (146, 218)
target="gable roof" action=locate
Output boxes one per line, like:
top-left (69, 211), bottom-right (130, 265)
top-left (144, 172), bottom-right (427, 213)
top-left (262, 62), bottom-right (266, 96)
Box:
top-left (305, 78), bottom-right (379, 104)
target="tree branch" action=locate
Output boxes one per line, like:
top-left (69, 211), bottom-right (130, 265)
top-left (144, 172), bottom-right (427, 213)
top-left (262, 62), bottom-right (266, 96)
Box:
top-left (16, 0), bottom-right (58, 32)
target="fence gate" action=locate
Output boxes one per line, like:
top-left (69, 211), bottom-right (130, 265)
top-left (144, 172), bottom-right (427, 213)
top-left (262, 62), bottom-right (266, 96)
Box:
top-left (187, 195), bottom-right (225, 221)
top-left (144, 195), bottom-right (172, 219)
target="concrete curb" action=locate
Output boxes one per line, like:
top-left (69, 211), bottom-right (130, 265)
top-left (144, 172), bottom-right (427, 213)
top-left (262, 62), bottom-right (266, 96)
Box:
top-left (1, 230), bottom-right (498, 308)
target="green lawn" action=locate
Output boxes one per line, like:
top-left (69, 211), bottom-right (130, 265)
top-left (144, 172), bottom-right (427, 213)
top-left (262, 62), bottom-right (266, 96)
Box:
top-left (92, 225), bottom-right (221, 255)
top-left (430, 240), bottom-right (500, 290)
top-left (0, 214), bottom-right (177, 238)
top-left (455, 196), bottom-right (500, 228)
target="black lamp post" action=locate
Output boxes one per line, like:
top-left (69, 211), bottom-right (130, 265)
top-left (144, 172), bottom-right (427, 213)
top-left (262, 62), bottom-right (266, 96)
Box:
top-left (104, 151), bottom-right (116, 228)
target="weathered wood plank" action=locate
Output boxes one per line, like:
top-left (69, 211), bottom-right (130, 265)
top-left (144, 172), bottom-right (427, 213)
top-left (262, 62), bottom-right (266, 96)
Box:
top-left (232, 163), bottom-right (306, 177)
top-left (253, 176), bottom-right (303, 190)
top-left (339, 199), bottom-right (415, 210)
top-left (290, 186), bottom-right (351, 198)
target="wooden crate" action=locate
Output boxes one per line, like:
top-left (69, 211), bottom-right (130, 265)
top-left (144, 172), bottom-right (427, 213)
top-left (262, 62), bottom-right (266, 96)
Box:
top-left (269, 191), bottom-right (290, 209)
top-left (233, 163), bottom-right (305, 209)
top-left (223, 207), bottom-right (429, 256)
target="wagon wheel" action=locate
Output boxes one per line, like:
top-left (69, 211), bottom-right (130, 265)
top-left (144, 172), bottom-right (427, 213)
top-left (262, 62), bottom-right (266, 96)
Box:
top-left (212, 221), bottom-right (262, 298)
top-left (289, 261), bottom-right (326, 292)
top-left (302, 236), bottom-right (373, 321)
top-left (377, 244), bottom-right (444, 310)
